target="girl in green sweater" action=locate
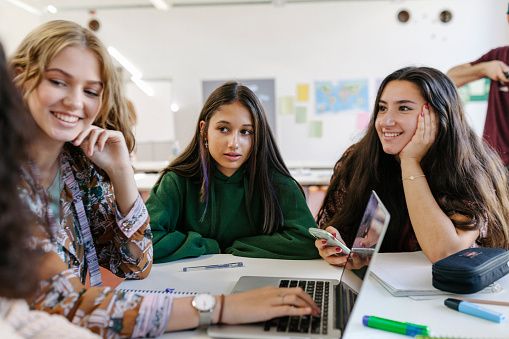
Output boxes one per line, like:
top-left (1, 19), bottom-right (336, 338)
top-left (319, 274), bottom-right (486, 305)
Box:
top-left (146, 81), bottom-right (320, 262)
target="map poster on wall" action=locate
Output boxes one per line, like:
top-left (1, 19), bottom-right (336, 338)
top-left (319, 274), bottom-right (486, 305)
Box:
top-left (315, 79), bottom-right (369, 114)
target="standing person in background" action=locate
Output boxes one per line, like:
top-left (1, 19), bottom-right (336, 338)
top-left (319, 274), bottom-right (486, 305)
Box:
top-left (447, 3), bottom-right (509, 169)
top-left (12, 20), bottom-right (320, 338)
top-left (315, 67), bottom-right (509, 267)
top-left (0, 39), bottom-right (98, 338)
top-left (147, 81), bottom-right (320, 262)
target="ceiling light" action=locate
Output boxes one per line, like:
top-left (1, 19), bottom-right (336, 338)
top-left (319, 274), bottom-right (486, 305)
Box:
top-left (149, 0), bottom-right (170, 11)
top-left (46, 5), bottom-right (57, 13)
top-left (108, 46), bottom-right (153, 97)
top-left (131, 76), bottom-right (154, 97)
top-left (6, 0), bottom-right (41, 15)
top-left (108, 46), bottom-right (142, 79)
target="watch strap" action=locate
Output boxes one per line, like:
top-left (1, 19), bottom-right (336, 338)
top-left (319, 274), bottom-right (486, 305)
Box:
top-left (199, 309), bottom-right (212, 327)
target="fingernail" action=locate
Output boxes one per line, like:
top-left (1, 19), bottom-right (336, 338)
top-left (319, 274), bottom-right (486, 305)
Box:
top-left (332, 233), bottom-right (337, 237)
top-left (322, 240), bottom-right (327, 245)
top-left (336, 247), bottom-right (342, 252)
top-left (424, 104), bottom-right (428, 109)
top-left (351, 253), bottom-right (357, 258)
top-left (421, 111), bottom-right (424, 117)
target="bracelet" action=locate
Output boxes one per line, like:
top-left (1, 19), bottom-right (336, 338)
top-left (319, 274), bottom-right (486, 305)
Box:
top-left (402, 174), bottom-right (425, 181)
top-left (218, 294), bottom-right (225, 324)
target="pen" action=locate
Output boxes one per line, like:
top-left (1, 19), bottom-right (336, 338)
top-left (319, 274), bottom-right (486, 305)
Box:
top-left (362, 315), bottom-right (430, 336)
top-left (452, 297), bottom-right (509, 307)
top-left (183, 262), bottom-right (244, 272)
top-left (444, 298), bottom-right (505, 323)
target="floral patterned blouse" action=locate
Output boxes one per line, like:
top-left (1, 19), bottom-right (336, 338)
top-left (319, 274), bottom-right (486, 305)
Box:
top-left (20, 143), bottom-right (172, 338)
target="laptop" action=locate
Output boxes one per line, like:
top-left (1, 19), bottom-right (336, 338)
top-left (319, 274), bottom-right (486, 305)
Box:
top-left (208, 190), bottom-right (390, 339)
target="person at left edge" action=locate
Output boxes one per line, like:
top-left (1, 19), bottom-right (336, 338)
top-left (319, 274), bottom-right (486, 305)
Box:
top-left (146, 81), bottom-right (320, 262)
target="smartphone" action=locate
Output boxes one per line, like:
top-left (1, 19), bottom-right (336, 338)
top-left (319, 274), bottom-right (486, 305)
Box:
top-left (308, 228), bottom-right (351, 254)
top-left (351, 247), bottom-right (375, 255)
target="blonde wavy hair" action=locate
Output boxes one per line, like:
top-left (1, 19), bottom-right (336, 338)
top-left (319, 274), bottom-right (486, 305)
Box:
top-left (10, 20), bottom-right (135, 152)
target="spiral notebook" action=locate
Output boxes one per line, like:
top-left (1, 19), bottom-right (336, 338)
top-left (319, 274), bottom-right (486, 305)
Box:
top-left (119, 288), bottom-right (198, 297)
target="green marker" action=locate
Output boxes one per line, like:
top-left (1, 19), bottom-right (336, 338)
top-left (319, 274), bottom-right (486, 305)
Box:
top-left (363, 315), bottom-right (431, 336)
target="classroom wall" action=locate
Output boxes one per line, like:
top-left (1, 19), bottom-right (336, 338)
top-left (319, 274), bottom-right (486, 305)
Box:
top-left (1, 0), bottom-right (508, 167)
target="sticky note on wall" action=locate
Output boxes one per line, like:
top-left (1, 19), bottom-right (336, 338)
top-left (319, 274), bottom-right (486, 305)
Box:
top-left (296, 106), bottom-right (307, 124)
top-left (310, 120), bottom-right (323, 138)
top-left (297, 84), bottom-right (309, 101)
top-left (356, 112), bottom-right (370, 130)
top-left (280, 96), bottom-right (294, 115)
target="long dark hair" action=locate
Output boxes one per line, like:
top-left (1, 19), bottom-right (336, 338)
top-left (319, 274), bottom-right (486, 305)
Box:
top-left (317, 66), bottom-right (509, 251)
top-left (160, 81), bottom-right (303, 234)
top-left (0, 42), bottom-right (39, 298)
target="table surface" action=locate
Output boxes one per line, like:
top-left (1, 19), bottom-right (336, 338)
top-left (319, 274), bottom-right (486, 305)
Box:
top-left (117, 253), bottom-right (509, 338)
top-left (342, 253), bottom-right (509, 339)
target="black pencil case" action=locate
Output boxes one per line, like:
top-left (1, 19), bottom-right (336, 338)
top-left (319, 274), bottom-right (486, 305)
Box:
top-left (432, 247), bottom-right (509, 294)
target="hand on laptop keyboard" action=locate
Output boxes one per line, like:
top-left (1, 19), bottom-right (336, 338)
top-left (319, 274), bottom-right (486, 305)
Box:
top-left (220, 286), bottom-right (321, 325)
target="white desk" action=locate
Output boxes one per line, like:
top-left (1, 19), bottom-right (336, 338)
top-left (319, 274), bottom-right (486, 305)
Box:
top-left (119, 253), bottom-right (509, 338)
top-left (342, 253), bottom-right (509, 339)
top-left (117, 254), bottom-right (343, 339)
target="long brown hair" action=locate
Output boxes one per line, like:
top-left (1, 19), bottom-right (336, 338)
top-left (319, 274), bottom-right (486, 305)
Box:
top-left (10, 20), bottom-right (135, 152)
top-left (317, 67), bottom-right (509, 251)
top-left (0, 42), bottom-right (39, 298)
top-left (160, 81), bottom-right (303, 234)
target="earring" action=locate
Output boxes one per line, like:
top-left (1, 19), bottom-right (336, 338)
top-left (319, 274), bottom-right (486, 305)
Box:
top-left (204, 141), bottom-right (208, 149)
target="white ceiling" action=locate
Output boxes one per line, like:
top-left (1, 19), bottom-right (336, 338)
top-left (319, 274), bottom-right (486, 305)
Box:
top-left (22, 0), bottom-right (300, 12)
top-left (21, 0), bottom-right (382, 13)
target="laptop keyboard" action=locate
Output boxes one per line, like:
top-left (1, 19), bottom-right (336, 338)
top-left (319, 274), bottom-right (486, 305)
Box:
top-left (263, 279), bottom-right (330, 335)
top-left (338, 283), bottom-right (358, 330)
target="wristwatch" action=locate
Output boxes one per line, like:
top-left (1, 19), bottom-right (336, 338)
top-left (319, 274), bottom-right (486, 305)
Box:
top-left (192, 293), bottom-right (216, 327)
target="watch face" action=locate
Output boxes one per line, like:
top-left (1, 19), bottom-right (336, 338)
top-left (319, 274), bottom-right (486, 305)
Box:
top-left (192, 293), bottom-right (216, 311)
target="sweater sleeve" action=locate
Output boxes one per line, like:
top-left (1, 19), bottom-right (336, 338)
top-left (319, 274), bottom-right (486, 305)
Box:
top-left (146, 171), bottom-right (220, 263)
top-left (471, 47), bottom-right (503, 65)
top-left (225, 176), bottom-right (320, 259)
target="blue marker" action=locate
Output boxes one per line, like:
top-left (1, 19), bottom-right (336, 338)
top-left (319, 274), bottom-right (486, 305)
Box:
top-left (444, 298), bottom-right (505, 323)
top-left (165, 288), bottom-right (175, 293)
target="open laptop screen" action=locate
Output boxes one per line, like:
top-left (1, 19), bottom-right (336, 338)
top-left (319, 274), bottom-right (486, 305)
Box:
top-left (345, 190), bottom-right (390, 279)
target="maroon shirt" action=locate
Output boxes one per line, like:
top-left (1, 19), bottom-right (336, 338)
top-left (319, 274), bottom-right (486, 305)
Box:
top-left (471, 46), bottom-right (509, 165)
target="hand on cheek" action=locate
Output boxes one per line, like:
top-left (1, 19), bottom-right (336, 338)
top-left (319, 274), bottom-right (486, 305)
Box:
top-left (399, 103), bottom-right (436, 162)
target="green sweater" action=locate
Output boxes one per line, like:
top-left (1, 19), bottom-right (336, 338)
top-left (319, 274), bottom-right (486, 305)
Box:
top-left (146, 167), bottom-right (320, 263)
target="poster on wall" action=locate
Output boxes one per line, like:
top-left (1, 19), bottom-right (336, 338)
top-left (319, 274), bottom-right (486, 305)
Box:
top-left (202, 79), bottom-right (276, 134)
top-left (315, 79), bottom-right (369, 114)
top-left (457, 78), bottom-right (490, 104)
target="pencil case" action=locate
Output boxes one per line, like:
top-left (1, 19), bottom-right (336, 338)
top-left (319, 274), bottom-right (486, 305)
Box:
top-left (431, 247), bottom-right (509, 294)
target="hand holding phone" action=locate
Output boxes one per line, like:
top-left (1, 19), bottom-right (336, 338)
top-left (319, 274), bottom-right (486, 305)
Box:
top-left (308, 228), bottom-right (351, 255)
